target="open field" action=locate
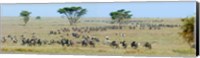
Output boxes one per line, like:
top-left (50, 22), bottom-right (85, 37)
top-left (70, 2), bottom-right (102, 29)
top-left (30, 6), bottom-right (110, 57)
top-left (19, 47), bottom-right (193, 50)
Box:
top-left (0, 17), bottom-right (195, 56)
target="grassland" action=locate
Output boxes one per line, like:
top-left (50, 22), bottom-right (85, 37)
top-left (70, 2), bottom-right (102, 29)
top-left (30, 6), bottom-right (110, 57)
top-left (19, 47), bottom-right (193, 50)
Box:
top-left (0, 17), bottom-right (195, 56)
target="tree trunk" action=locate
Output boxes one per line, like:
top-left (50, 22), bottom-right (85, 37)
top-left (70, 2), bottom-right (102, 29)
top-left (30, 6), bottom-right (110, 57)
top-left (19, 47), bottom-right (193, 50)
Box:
top-left (73, 21), bottom-right (77, 26)
top-left (118, 20), bottom-right (123, 29)
top-left (69, 21), bottom-right (74, 26)
top-left (69, 21), bottom-right (78, 26)
top-left (23, 16), bottom-right (29, 26)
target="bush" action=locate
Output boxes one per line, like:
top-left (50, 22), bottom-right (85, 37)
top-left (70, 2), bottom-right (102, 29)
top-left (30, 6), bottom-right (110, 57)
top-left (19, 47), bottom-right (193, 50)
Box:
top-left (36, 16), bottom-right (41, 19)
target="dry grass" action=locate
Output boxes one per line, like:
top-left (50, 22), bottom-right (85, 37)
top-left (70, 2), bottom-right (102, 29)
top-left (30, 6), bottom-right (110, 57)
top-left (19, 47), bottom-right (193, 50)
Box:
top-left (0, 17), bottom-right (195, 56)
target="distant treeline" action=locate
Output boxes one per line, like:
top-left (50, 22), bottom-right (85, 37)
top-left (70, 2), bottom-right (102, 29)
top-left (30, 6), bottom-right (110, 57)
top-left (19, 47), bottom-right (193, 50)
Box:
top-left (82, 19), bottom-right (164, 23)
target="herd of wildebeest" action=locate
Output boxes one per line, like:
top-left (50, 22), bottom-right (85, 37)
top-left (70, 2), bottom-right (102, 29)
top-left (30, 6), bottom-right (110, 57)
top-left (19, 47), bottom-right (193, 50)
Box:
top-left (1, 22), bottom-right (180, 50)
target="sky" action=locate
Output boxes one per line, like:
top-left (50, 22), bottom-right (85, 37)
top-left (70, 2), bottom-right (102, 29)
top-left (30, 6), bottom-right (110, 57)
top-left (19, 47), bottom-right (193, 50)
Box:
top-left (0, 2), bottom-right (196, 18)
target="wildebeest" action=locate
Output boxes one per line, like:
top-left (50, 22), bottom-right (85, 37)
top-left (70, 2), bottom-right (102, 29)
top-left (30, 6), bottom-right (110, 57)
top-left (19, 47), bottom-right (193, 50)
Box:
top-left (144, 42), bottom-right (152, 49)
top-left (72, 32), bottom-right (80, 38)
top-left (129, 26), bottom-right (136, 30)
top-left (12, 37), bottom-right (18, 43)
top-left (62, 28), bottom-right (70, 32)
top-left (110, 41), bottom-right (119, 48)
top-left (21, 38), bottom-right (27, 45)
top-left (60, 38), bottom-right (74, 47)
top-left (120, 41), bottom-right (127, 49)
top-left (1, 37), bottom-right (7, 43)
top-left (131, 41), bottom-right (139, 49)
top-left (89, 40), bottom-right (95, 47)
top-left (21, 38), bottom-right (41, 46)
top-left (60, 39), bottom-right (68, 46)
top-left (81, 39), bottom-right (88, 47)
top-left (49, 31), bottom-right (58, 35)
top-left (25, 38), bottom-right (30, 45)
top-left (91, 37), bottom-right (100, 42)
top-left (29, 39), bottom-right (37, 46)
top-left (7, 35), bottom-right (11, 38)
top-left (49, 31), bottom-right (54, 35)
top-left (81, 38), bottom-right (95, 47)
top-left (36, 39), bottom-right (42, 46)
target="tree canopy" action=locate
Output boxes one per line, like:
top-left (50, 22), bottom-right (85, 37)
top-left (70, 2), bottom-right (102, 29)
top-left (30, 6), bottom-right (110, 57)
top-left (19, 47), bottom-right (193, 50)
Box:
top-left (57, 6), bottom-right (87, 26)
top-left (20, 10), bottom-right (31, 17)
top-left (110, 9), bottom-right (132, 26)
top-left (20, 10), bottom-right (31, 26)
top-left (179, 16), bottom-right (195, 47)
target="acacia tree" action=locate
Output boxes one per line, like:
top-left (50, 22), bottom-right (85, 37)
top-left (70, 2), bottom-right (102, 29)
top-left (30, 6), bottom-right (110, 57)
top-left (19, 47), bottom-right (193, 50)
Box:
top-left (110, 9), bottom-right (132, 27)
top-left (57, 6), bottom-right (87, 26)
top-left (20, 10), bottom-right (31, 26)
top-left (179, 16), bottom-right (195, 48)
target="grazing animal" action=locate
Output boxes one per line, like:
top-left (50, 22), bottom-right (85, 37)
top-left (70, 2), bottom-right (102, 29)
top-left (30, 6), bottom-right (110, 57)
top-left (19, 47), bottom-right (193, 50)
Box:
top-left (144, 42), bottom-right (152, 49)
top-left (22, 38), bottom-right (39, 46)
top-left (89, 40), bottom-right (95, 47)
top-left (21, 38), bottom-right (27, 45)
top-left (49, 31), bottom-right (54, 35)
top-left (36, 39), bottom-right (42, 46)
top-left (53, 32), bottom-right (57, 35)
top-left (60, 39), bottom-right (68, 46)
top-left (29, 39), bottom-right (36, 46)
top-left (120, 41), bottom-right (127, 49)
top-left (81, 38), bottom-right (95, 47)
top-left (72, 32), bottom-right (80, 38)
top-left (60, 39), bottom-right (73, 47)
top-left (91, 37), bottom-right (100, 42)
top-left (26, 38), bottom-right (30, 45)
top-left (110, 41), bottom-right (119, 48)
top-left (7, 35), bottom-right (11, 38)
top-left (67, 40), bottom-right (74, 46)
top-left (81, 39), bottom-right (88, 47)
top-left (12, 38), bottom-right (18, 43)
top-left (1, 37), bottom-right (6, 43)
top-left (131, 41), bottom-right (139, 49)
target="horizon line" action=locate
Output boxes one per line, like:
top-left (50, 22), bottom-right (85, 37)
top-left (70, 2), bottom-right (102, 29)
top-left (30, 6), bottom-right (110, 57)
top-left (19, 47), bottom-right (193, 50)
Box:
top-left (1, 16), bottom-right (192, 18)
